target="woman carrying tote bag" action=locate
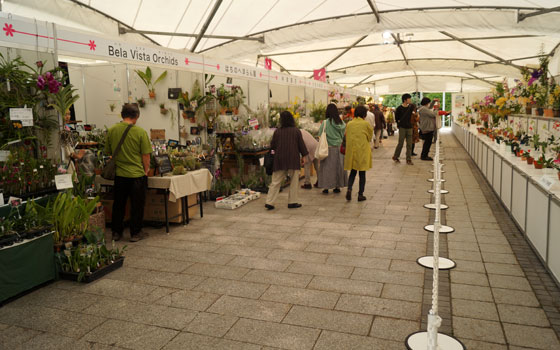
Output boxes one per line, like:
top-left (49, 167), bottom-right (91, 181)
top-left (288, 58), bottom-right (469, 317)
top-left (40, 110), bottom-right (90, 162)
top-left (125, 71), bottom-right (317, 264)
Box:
top-left (317, 103), bottom-right (348, 195)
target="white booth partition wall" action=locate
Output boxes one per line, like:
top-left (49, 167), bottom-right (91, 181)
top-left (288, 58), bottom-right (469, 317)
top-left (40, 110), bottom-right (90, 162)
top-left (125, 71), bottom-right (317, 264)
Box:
top-left (270, 83), bottom-right (289, 105)
top-left (289, 86), bottom-right (305, 105)
top-left (314, 89), bottom-right (328, 106)
top-left (248, 80), bottom-right (268, 111)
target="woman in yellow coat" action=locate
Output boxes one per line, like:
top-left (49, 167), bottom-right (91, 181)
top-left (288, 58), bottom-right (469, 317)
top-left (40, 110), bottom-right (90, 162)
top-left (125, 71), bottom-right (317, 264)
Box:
top-left (344, 105), bottom-right (373, 202)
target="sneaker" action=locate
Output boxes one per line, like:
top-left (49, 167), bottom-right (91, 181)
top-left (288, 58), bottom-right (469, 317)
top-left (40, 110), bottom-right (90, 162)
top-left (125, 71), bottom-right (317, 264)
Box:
top-left (111, 232), bottom-right (122, 241)
top-left (129, 231), bottom-right (148, 242)
top-left (412, 152), bottom-right (418, 156)
top-left (301, 184), bottom-right (312, 189)
top-left (346, 191), bottom-right (352, 201)
top-left (265, 204), bottom-right (275, 210)
top-left (392, 157), bottom-right (400, 163)
top-left (288, 203), bottom-right (302, 209)
top-left (333, 188), bottom-right (341, 193)
top-left (421, 156), bottom-right (433, 161)
top-left (357, 195), bottom-right (367, 202)
top-left (322, 189), bottom-right (329, 194)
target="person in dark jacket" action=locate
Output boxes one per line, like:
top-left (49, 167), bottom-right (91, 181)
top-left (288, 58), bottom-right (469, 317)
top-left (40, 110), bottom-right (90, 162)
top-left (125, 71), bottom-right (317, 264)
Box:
top-left (265, 111), bottom-right (308, 210)
top-left (392, 93), bottom-right (415, 165)
top-left (372, 104), bottom-right (386, 148)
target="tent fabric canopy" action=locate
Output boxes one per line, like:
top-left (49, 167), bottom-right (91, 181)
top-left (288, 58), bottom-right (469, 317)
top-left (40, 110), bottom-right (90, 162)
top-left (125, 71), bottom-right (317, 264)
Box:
top-left (4, 0), bottom-right (560, 93)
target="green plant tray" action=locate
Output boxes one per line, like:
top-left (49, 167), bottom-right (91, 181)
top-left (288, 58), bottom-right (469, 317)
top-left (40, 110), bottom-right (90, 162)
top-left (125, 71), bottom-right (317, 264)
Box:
top-left (59, 256), bottom-right (124, 283)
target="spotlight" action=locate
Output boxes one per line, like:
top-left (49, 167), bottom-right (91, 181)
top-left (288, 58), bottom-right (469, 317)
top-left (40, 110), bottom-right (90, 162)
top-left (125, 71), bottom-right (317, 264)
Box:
top-left (382, 31), bottom-right (392, 39)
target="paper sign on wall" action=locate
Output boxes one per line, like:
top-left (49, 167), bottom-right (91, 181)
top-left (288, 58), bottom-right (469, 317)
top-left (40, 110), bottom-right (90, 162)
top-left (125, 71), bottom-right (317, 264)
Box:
top-left (0, 193), bottom-right (4, 206)
top-left (55, 174), bottom-right (74, 190)
top-left (0, 150), bottom-right (9, 162)
top-left (538, 176), bottom-right (555, 191)
top-left (9, 108), bottom-right (33, 126)
top-left (248, 119), bottom-right (259, 128)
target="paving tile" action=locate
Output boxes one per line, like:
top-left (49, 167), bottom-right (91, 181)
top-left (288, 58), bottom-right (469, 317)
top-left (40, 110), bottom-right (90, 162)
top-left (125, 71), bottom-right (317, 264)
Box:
top-left (450, 271), bottom-right (489, 286)
top-left (389, 259), bottom-right (425, 273)
top-left (313, 330), bottom-right (403, 350)
top-left (155, 289), bottom-right (220, 311)
top-left (451, 284), bottom-right (494, 302)
top-left (20, 332), bottom-right (94, 350)
top-left (326, 254), bottom-right (390, 269)
top-left (335, 294), bottom-right (421, 320)
top-left (448, 249), bottom-right (483, 262)
top-left (0, 326), bottom-right (42, 350)
top-left (184, 313), bottom-right (239, 337)
top-left (0, 304), bottom-right (105, 338)
top-left (82, 319), bottom-right (178, 350)
top-left (484, 262), bottom-right (525, 277)
top-left (491, 288), bottom-right (540, 307)
top-left (369, 317), bottom-right (419, 342)
top-left (162, 332), bottom-right (260, 350)
top-left (459, 339), bottom-right (508, 350)
top-left (215, 244), bottom-right (273, 258)
top-left (83, 296), bottom-right (197, 330)
top-left (453, 259), bottom-right (486, 273)
top-left (283, 305), bottom-right (372, 335)
top-left (195, 277), bottom-right (269, 299)
top-left (287, 261), bottom-right (353, 278)
top-left (228, 256), bottom-right (291, 272)
top-left (497, 304), bottom-right (550, 327)
top-left (105, 266), bottom-right (207, 290)
top-left (452, 299), bottom-right (500, 321)
top-left (260, 285), bottom-right (340, 309)
top-left (243, 270), bottom-right (313, 288)
top-left (6, 286), bottom-right (102, 312)
top-left (207, 295), bottom-right (291, 322)
top-left (381, 283), bottom-right (423, 302)
top-left (305, 243), bottom-right (364, 256)
top-left (502, 323), bottom-right (560, 349)
top-left (352, 267), bottom-right (424, 287)
top-left (225, 318), bottom-right (320, 350)
top-left (267, 249), bottom-right (328, 263)
top-left (252, 239), bottom-right (309, 251)
top-left (124, 254), bottom-right (194, 273)
top-left (488, 274), bottom-right (532, 291)
top-left (481, 252), bottom-right (518, 264)
top-left (183, 262), bottom-right (250, 280)
top-left (453, 316), bottom-right (505, 344)
top-left (307, 276), bottom-right (383, 297)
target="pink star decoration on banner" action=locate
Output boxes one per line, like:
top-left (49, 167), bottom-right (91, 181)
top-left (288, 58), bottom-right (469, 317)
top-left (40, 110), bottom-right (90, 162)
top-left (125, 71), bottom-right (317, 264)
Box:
top-left (185, 58), bottom-right (189, 65)
top-left (3, 23), bottom-right (15, 37)
top-left (217, 64), bottom-right (220, 70)
top-left (88, 40), bottom-right (96, 51)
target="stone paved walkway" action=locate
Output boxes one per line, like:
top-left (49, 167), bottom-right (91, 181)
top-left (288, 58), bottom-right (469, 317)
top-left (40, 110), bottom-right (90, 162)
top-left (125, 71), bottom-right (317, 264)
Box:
top-left (1, 130), bottom-right (559, 349)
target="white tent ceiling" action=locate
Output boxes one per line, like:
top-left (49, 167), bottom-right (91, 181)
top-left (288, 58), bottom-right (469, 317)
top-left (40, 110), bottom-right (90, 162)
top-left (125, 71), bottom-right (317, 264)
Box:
top-left (3, 0), bottom-right (560, 93)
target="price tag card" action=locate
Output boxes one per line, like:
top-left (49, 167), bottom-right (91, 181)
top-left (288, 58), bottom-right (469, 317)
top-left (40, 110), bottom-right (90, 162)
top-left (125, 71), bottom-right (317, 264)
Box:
top-left (9, 108), bottom-right (33, 126)
top-left (538, 176), bottom-right (555, 191)
top-left (249, 119), bottom-right (259, 128)
top-left (0, 193), bottom-right (4, 206)
top-left (55, 174), bottom-right (74, 190)
top-left (0, 150), bottom-right (9, 162)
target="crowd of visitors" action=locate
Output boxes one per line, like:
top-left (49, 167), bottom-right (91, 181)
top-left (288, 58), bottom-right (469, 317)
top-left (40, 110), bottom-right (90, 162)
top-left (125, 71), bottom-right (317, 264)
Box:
top-left (265, 93), bottom-right (444, 209)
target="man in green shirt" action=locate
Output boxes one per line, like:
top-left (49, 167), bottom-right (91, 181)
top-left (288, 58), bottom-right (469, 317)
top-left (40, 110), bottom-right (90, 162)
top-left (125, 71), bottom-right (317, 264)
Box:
top-left (105, 103), bottom-right (152, 242)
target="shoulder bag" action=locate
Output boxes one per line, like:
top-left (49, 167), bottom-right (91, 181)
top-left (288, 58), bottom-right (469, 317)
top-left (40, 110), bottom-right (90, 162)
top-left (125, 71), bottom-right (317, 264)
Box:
top-left (101, 124), bottom-right (133, 180)
top-left (315, 120), bottom-right (329, 160)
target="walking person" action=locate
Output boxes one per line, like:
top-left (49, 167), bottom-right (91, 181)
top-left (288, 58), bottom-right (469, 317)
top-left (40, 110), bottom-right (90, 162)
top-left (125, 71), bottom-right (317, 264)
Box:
top-left (392, 93), bottom-right (415, 165)
top-left (372, 104), bottom-right (386, 149)
top-left (265, 111), bottom-right (308, 210)
top-left (105, 103), bottom-right (152, 242)
top-left (300, 129), bottom-right (319, 189)
top-left (365, 105), bottom-right (376, 149)
top-left (344, 105), bottom-right (373, 202)
top-left (317, 103), bottom-right (348, 194)
top-left (418, 97), bottom-right (436, 161)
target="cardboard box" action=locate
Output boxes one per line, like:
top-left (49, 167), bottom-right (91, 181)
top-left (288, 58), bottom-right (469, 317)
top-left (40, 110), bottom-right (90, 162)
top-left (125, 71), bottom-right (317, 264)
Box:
top-left (186, 194), bottom-right (199, 218)
top-left (143, 189), bottom-right (183, 223)
top-left (101, 197), bottom-right (130, 224)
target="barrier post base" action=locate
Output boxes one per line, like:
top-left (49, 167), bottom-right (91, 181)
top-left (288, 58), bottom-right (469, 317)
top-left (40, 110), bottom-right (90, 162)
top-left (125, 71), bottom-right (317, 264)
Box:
top-left (417, 256), bottom-right (457, 270)
top-left (428, 189), bottom-right (449, 194)
top-left (424, 203), bottom-right (449, 210)
top-left (424, 224), bottom-right (455, 233)
top-left (405, 331), bottom-right (465, 350)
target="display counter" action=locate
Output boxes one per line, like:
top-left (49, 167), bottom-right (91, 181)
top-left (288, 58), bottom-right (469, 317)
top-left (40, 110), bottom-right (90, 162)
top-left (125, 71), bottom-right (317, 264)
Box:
top-left (96, 169), bottom-right (212, 232)
top-left (452, 121), bottom-right (560, 285)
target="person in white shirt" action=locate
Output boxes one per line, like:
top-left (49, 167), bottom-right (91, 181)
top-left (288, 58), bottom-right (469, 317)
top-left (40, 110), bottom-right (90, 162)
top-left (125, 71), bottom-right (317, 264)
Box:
top-left (300, 129), bottom-right (319, 189)
top-left (364, 105), bottom-right (376, 149)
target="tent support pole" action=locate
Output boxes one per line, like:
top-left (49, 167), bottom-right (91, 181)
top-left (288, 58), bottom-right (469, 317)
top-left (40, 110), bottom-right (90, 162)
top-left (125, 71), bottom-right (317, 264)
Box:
top-left (366, 0), bottom-right (381, 23)
top-left (518, 6), bottom-right (560, 22)
top-left (191, 0), bottom-right (223, 52)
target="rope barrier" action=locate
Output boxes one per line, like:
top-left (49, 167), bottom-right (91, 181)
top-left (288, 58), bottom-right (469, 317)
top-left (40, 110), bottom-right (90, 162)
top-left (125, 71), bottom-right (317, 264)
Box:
top-left (405, 129), bottom-right (464, 350)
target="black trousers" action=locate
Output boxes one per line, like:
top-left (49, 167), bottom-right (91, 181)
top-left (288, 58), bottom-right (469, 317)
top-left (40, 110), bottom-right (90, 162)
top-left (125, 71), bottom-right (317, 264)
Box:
top-left (421, 131), bottom-right (434, 159)
top-left (348, 170), bottom-right (366, 195)
top-left (112, 176), bottom-right (147, 236)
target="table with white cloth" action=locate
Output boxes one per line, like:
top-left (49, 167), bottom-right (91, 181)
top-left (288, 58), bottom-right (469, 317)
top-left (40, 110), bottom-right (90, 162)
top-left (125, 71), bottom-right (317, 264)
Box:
top-left (96, 169), bottom-right (213, 233)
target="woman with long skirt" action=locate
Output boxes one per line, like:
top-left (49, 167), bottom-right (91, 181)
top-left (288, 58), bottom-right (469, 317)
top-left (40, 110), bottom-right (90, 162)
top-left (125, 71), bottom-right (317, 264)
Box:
top-left (317, 103), bottom-right (348, 194)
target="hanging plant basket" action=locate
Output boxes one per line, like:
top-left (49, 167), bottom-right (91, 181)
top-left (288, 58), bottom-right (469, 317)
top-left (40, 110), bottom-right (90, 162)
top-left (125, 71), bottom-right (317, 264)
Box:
top-left (149, 90), bottom-right (156, 99)
top-left (160, 108), bottom-right (168, 115)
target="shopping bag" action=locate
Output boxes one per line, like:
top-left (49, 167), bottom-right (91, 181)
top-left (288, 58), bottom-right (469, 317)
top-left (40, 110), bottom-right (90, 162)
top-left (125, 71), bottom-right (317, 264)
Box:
top-left (315, 121), bottom-right (329, 160)
top-left (264, 152), bottom-right (274, 176)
